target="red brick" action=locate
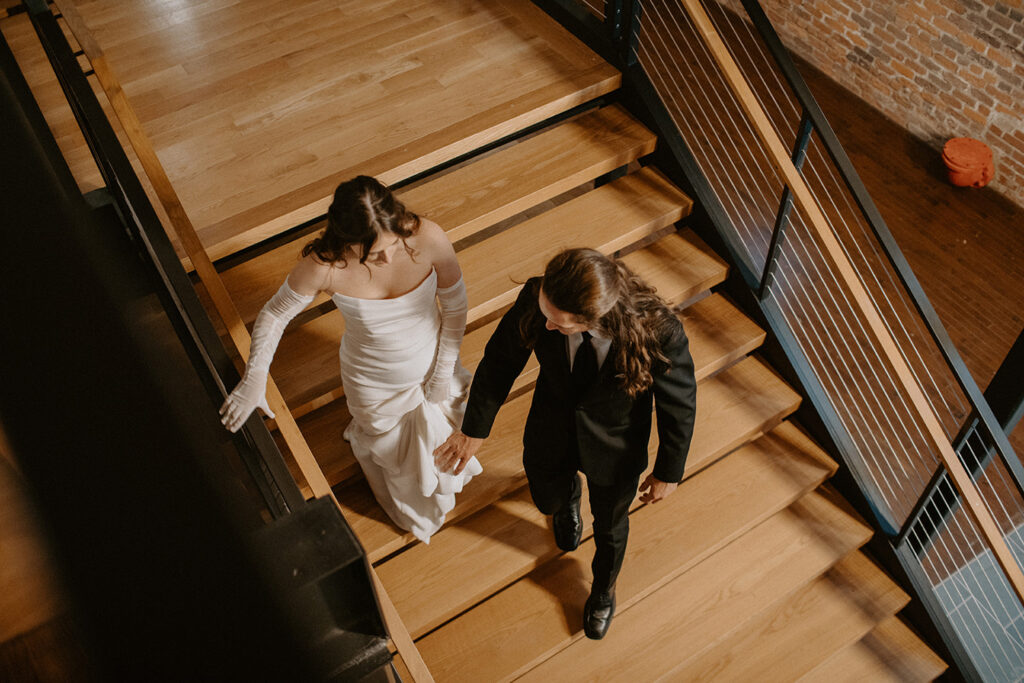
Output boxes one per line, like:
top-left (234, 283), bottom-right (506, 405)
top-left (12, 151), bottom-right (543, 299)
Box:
top-left (965, 107), bottom-right (989, 126)
top-left (891, 61), bottom-right (917, 79)
top-left (760, 0), bottom-right (1023, 206)
top-left (987, 48), bottom-right (1014, 69)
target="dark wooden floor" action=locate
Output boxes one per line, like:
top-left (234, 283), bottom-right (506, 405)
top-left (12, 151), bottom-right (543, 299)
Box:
top-left (799, 60), bottom-right (1024, 457)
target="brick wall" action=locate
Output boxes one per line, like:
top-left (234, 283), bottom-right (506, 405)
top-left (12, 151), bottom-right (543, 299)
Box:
top-left (741, 0), bottom-right (1024, 208)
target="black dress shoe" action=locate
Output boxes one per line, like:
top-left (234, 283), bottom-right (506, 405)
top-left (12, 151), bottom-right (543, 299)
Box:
top-left (552, 475), bottom-right (582, 551)
top-left (583, 587), bottom-right (616, 640)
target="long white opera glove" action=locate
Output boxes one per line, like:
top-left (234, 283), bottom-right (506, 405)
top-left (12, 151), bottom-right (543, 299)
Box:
top-left (219, 279), bottom-right (314, 432)
top-left (424, 277), bottom-right (467, 404)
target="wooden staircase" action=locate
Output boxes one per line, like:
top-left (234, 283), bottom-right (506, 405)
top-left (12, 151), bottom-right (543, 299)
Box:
top-left (4, 2), bottom-right (948, 679)
top-left (217, 100), bottom-right (945, 679)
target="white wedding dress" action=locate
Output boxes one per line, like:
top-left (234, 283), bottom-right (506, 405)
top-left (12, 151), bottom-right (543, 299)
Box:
top-left (334, 269), bottom-right (482, 542)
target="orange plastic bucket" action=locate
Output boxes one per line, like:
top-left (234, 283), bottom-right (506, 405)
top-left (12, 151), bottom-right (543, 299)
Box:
top-left (942, 137), bottom-right (995, 188)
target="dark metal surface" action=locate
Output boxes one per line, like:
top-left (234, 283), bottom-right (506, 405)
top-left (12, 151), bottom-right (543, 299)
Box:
top-left (25, 0), bottom-right (304, 516)
top-left (759, 110), bottom-right (813, 299)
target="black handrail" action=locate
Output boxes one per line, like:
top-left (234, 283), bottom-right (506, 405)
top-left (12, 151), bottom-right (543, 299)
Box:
top-left (23, 0), bottom-right (304, 517)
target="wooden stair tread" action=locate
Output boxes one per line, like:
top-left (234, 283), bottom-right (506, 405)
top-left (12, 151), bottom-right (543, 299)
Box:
top-left (460, 166), bottom-right (693, 322)
top-left (683, 293), bottom-right (766, 381)
top-left (620, 228), bottom-right (728, 305)
top-left (666, 551), bottom-right (910, 682)
top-left (686, 354), bottom-right (802, 464)
top-left (518, 489), bottom-right (874, 681)
top-left (405, 104), bottom-right (657, 245)
top-left (201, 61), bottom-right (623, 261)
top-left (414, 421), bottom-right (839, 682)
top-left (799, 614), bottom-right (947, 682)
top-left (334, 355), bottom-right (802, 563)
top-left (287, 298), bottom-right (769, 495)
top-left (379, 420), bottom-right (840, 640)
top-left (70, 0), bottom-right (623, 260)
top-left (221, 104), bottom-right (657, 326)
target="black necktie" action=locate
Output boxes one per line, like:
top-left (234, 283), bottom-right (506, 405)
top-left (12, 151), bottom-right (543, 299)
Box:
top-left (572, 331), bottom-right (598, 397)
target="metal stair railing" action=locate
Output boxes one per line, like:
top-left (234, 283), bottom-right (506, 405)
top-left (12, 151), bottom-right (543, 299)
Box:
top-left (534, 0), bottom-right (1024, 679)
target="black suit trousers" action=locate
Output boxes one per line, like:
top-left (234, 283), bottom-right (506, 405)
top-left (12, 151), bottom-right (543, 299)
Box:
top-left (526, 440), bottom-right (640, 594)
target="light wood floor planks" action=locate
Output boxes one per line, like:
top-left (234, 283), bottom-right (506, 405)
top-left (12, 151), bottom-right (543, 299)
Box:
top-left (62, 0), bottom-right (621, 259)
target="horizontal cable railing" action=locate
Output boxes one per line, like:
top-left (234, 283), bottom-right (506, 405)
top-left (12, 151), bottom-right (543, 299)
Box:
top-left (541, 0), bottom-right (1023, 678)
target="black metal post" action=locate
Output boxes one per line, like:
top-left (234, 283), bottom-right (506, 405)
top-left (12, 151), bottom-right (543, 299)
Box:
top-left (898, 329), bottom-right (1024, 552)
top-left (605, 0), bottom-right (623, 40)
top-left (759, 110), bottom-right (813, 299)
top-left (986, 329), bottom-right (1024, 437)
top-left (622, 0), bottom-right (642, 66)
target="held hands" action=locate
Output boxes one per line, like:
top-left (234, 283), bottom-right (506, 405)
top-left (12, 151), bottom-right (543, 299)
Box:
top-left (219, 379), bottom-right (275, 433)
top-left (434, 430), bottom-right (483, 474)
top-left (638, 474), bottom-right (678, 504)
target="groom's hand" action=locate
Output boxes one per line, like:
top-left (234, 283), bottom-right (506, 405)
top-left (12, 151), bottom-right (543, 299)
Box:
top-left (434, 431), bottom-right (483, 475)
top-left (638, 474), bottom-right (678, 504)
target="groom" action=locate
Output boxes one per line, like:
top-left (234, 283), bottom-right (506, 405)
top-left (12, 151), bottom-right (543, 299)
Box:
top-left (434, 248), bottom-right (697, 640)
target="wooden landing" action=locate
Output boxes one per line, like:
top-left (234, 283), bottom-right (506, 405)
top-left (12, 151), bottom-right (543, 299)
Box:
top-left (60, 0), bottom-right (621, 259)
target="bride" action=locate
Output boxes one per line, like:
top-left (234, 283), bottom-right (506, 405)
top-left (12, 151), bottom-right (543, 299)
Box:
top-left (220, 176), bottom-right (481, 542)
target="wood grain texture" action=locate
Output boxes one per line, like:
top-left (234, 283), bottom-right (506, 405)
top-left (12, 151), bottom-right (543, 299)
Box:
top-left (414, 421), bottom-right (837, 682)
top-left (681, 293), bottom-right (766, 381)
top-left (518, 489), bottom-right (873, 682)
top-left (620, 228), bottom-right (728, 305)
top-left (62, 0), bottom-right (620, 259)
top-left (407, 103), bottom-right (657, 245)
top-left (799, 614), bottom-right (947, 682)
top-left (459, 165), bottom-right (692, 321)
top-left (662, 551), bottom-right (909, 682)
top-left (218, 104), bottom-right (657, 326)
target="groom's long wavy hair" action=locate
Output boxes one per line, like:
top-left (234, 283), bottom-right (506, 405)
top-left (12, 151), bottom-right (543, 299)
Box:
top-left (302, 175), bottom-right (420, 266)
top-left (519, 248), bottom-right (675, 397)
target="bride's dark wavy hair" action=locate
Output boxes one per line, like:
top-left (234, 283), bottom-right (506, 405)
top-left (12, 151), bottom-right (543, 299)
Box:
top-left (519, 248), bottom-right (674, 397)
top-left (301, 175), bottom-right (420, 266)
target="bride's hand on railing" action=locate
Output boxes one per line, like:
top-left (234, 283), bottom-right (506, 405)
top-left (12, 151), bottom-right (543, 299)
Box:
top-left (219, 376), bottom-right (275, 433)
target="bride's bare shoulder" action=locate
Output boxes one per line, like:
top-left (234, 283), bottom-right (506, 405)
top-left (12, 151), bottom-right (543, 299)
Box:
top-left (288, 253), bottom-right (334, 295)
top-left (410, 218), bottom-right (452, 253)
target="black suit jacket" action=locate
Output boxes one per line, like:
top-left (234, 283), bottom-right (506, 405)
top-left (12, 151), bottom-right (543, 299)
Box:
top-left (461, 278), bottom-right (697, 487)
